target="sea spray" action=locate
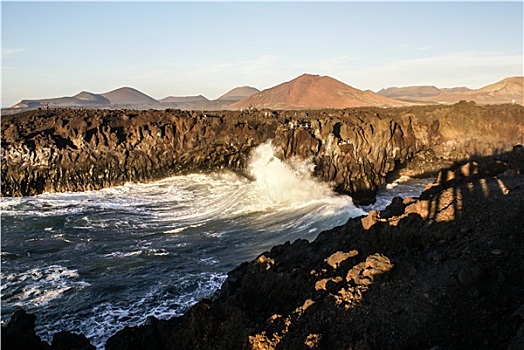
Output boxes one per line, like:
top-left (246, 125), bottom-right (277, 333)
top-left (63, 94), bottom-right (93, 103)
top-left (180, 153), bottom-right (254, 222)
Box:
top-left (1, 141), bottom-right (367, 349)
top-left (247, 141), bottom-right (335, 208)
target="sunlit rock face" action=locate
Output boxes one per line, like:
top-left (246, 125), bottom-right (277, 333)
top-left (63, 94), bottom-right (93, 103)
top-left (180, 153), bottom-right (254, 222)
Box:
top-left (103, 150), bottom-right (524, 350)
top-left (2, 146), bottom-right (524, 350)
top-left (2, 103), bottom-right (522, 204)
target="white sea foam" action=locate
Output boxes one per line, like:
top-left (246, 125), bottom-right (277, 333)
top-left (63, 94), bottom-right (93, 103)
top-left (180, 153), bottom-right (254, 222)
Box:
top-left (102, 248), bottom-right (169, 258)
top-left (248, 142), bottom-right (333, 206)
top-left (2, 141), bottom-right (364, 230)
top-left (1, 265), bottom-right (89, 307)
top-left (385, 175), bottom-right (412, 189)
top-left (364, 176), bottom-right (433, 211)
top-left (4, 141), bottom-right (383, 349)
top-left (164, 224), bottom-right (203, 234)
top-left (174, 141), bottom-right (367, 222)
top-left (37, 272), bottom-right (227, 349)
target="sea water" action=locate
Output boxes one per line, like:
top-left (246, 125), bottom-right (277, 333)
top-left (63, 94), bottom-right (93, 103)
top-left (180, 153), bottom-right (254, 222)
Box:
top-left (0, 141), bottom-right (430, 348)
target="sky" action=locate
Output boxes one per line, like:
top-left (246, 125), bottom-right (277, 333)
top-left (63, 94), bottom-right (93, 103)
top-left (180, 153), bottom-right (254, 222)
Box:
top-left (2, 1), bottom-right (523, 107)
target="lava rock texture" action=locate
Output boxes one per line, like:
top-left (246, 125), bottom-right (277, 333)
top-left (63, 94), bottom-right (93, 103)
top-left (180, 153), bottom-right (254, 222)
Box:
top-left (2, 144), bottom-right (523, 349)
top-left (1, 309), bottom-right (95, 350)
top-left (2, 102), bottom-right (522, 203)
top-left (103, 146), bottom-right (524, 350)
top-left (2, 102), bottom-right (523, 349)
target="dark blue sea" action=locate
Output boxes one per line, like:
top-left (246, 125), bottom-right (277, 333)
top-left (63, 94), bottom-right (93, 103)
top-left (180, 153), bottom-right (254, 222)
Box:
top-left (1, 142), bottom-right (430, 348)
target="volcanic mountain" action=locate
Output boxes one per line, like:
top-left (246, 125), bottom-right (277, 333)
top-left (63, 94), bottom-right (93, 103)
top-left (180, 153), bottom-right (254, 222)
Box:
top-left (453, 76), bottom-right (523, 105)
top-left (217, 86), bottom-right (260, 101)
top-left (378, 86), bottom-right (458, 100)
top-left (11, 92), bottom-right (110, 110)
top-left (160, 95), bottom-right (209, 104)
top-left (8, 88), bottom-right (159, 112)
top-left (230, 74), bottom-right (408, 110)
top-left (101, 87), bottom-right (159, 106)
top-left (378, 77), bottom-right (523, 105)
top-left (73, 91), bottom-right (111, 105)
top-left (158, 87), bottom-right (260, 110)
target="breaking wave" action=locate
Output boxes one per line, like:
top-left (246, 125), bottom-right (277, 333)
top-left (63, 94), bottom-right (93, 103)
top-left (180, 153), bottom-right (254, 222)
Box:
top-left (1, 141), bottom-right (397, 348)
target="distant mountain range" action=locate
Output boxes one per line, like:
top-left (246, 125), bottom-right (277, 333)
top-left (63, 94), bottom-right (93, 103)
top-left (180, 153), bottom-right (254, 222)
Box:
top-left (377, 77), bottom-right (523, 105)
top-left (5, 75), bottom-right (522, 115)
top-left (377, 86), bottom-right (471, 100)
top-left (8, 85), bottom-right (260, 113)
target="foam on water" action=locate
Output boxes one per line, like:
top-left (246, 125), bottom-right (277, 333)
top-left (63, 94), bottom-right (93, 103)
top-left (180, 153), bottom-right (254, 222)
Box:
top-left (1, 141), bottom-right (426, 349)
top-left (364, 175), bottom-right (432, 211)
top-left (1, 265), bottom-right (90, 307)
top-left (36, 272), bottom-right (226, 349)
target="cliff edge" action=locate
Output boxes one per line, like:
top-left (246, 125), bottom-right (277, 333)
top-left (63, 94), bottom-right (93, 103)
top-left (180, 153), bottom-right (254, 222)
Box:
top-left (2, 103), bottom-right (523, 204)
top-left (3, 147), bottom-right (523, 349)
top-left (105, 147), bottom-right (524, 349)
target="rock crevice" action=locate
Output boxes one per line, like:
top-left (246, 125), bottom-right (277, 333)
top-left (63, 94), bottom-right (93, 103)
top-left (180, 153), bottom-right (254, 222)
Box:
top-left (2, 103), bottom-right (522, 204)
top-left (2, 147), bottom-right (523, 349)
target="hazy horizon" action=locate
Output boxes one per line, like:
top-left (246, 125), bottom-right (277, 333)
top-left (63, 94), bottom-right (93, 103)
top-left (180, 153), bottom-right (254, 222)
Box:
top-left (2, 1), bottom-right (523, 107)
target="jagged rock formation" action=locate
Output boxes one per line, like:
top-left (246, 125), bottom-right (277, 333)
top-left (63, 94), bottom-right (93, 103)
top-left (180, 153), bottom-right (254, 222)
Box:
top-left (2, 102), bottom-right (522, 204)
top-left (1, 108), bottom-right (275, 197)
top-left (102, 147), bottom-right (524, 350)
top-left (2, 148), bottom-right (523, 350)
top-left (1, 309), bottom-right (95, 350)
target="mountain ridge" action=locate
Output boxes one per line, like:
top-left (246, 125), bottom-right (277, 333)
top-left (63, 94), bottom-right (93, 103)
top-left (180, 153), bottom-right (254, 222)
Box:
top-left (101, 87), bottom-right (159, 106)
top-left (378, 77), bottom-right (523, 105)
top-left (5, 75), bottom-right (522, 114)
top-left (160, 95), bottom-right (209, 104)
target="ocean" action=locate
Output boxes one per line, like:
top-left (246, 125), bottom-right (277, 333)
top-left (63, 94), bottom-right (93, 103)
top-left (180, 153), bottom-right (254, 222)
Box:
top-left (1, 142), bottom-right (430, 348)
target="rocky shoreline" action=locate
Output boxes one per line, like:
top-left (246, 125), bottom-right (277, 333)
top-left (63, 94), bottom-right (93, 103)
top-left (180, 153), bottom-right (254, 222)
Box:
top-left (2, 103), bottom-right (523, 204)
top-left (2, 147), bottom-right (523, 349)
top-left (2, 103), bottom-right (523, 349)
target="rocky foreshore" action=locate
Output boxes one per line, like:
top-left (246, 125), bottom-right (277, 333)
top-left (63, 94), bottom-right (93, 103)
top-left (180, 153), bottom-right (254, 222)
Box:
top-left (2, 146), bottom-right (523, 349)
top-left (2, 102), bottom-right (523, 203)
top-left (2, 103), bottom-right (523, 349)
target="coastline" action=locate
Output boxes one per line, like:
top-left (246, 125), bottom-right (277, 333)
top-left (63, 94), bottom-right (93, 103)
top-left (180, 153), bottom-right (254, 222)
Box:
top-left (104, 147), bottom-right (524, 349)
top-left (2, 104), bottom-right (523, 349)
top-left (2, 147), bottom-right (523, 349)
top-left (2, 103), bottom-right (523, 204)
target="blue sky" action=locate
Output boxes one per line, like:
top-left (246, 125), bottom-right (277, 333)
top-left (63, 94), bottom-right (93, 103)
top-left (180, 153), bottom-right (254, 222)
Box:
top-left (2, 1), bottom-right (523, 107)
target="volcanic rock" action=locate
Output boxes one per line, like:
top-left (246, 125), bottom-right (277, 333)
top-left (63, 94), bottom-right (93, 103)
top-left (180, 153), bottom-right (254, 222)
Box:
top-left (1, 309), bottom-right (96, 350)
top-left (3, 150), bottom-right (523, 349)
top-left (104, 151), bottom-right (524, 349)
top-left (2, 103), bottom-right (523, 205)
top-left (51, 331), bottom-right (95, 350)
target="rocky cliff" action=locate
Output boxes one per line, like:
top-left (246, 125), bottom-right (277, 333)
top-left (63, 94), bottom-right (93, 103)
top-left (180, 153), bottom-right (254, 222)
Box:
top-left (103, 146), bottom-right (524, 350)
top-left (3, 147), bottom-right (523, 349)
top-left (2, 102), bottom-right (523, 204)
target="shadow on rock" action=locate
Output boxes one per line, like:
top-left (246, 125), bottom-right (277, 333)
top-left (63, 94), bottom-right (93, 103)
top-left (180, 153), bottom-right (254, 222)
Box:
top-left (99, 146), bottom-right (524, 349)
